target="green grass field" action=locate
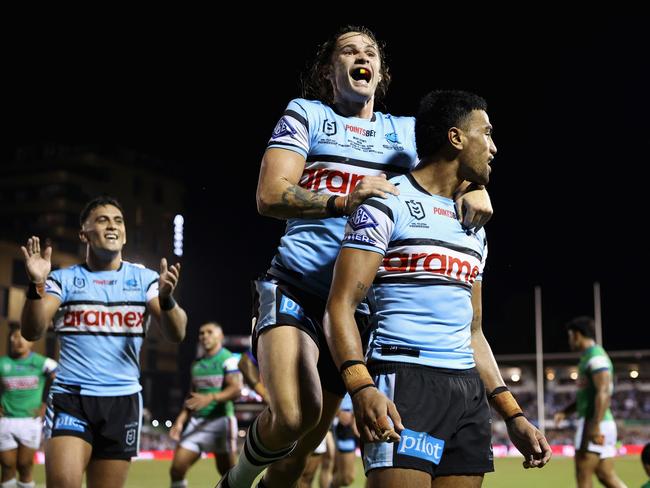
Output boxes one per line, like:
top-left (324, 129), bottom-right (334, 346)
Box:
top-left (27, 456), bottom-right (647, 487)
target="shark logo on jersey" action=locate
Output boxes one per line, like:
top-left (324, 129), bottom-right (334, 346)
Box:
top-left (349, 207), bottom-right (378, 231)
top-left (272, 117), bottom-right (297, 139)
top-left (323, 119), bottom-right (337, 136)
top-left (406, 200), bottom-right (425, 220)
top-left (385, 132), bottom-right (400, 144)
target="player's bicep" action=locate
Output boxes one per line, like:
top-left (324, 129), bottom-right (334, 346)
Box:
top-left (592, 369), bottom-right (611, 391)
top-left (258, 148), bottom-right (307, 193)
top-left (330, 248), bottom-right (383, 308)
top-left (146, 297), bottom-right (162, 324)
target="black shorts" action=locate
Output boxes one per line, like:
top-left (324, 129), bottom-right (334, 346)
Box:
top-left (45, 390), bottom-right (142, 460)
top-left (251, 274), bottom-right (370, 396)
top-left (363, 361), bottom-right (494, 478)
top-left (334, 422), bottom-right (358, 453)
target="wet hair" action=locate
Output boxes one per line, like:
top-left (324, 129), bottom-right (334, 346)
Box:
top-left (301, 25), bottom-right (391, 105)
top-left (565, 316), bottom-right (596, 340)
top-left (642, 442), bottom-right (650, 465)
top-left (415, 90), bottom-right (488, 160)
top-left (80, 196), bottom-right (124, 226)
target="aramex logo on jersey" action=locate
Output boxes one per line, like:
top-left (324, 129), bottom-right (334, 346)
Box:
top-left (60, 308), bottom-right (145, 333)
top-left (300, 168), bottom-right (365, 195)
top-left (383, 252), bottom-right (480, 283)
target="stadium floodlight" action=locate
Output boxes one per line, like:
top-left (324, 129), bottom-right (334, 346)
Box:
top-left (630, 370), bottom-right (639, 379)
top-left (173, 214), bottom-right (184, 257)
top-left (511, 373), bottom-right (520, 382)
top-left (570, 371), bottom-right (578, 380)
top-left (152, 419), bottom-right (159, 427)
top-left (165, 420), bottom-right (173, 428)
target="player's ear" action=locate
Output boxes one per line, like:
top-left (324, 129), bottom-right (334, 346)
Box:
top-left (79, 230), bottom-right (88, 243)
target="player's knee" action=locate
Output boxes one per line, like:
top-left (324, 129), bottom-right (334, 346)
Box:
top-left (16, 460), bottom-right (33, 477)
top-left (274, 406), bottom-right (321, 439)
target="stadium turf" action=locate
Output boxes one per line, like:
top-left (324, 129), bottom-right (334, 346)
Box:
top-left (28, 455), bottom-right (647, 487)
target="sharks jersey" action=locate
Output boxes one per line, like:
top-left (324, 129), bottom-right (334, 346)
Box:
top-left (342, 174), bottom-right (487, 370)
top-left (266, 98), bottom-right (418, 300)
top-left (45, 262), bottom-right (159, 396)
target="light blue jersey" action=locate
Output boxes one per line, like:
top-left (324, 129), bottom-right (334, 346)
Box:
top-left (342, 174), bottom-right (487, 370)
top-left (45, 262), bottom-right (159, 396)
top-left (266, 98), bottom-right (418, 300)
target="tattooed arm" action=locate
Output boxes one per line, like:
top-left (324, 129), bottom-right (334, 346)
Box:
top-left (256, 148), bottom-right (399, 219)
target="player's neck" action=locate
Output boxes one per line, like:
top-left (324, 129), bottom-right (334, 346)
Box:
top-left (411, 159), bottom-right (463, 198)
top-left (86, 249), bottom-right (122, 271)
top-left (580, 339), bottom-right (596, 352)
top-left (332, 97), bottom-right (374, 119)
top-left (10, 351), bottom-right (30, 360)
top-left (205, 345), bottom-right (221, 356)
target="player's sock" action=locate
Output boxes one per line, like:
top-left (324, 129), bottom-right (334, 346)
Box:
top-left (16, 481), bottom-right (33, 488)
top-left (0, 479), bottom-right (16, 488)
top-left (225, 416), bottom-right (296, 487)
top-left (171, 480), bottom-right (188, 488)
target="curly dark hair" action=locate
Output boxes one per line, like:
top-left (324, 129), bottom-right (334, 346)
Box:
top-left (301, 25), bottom-right (391, 105)
top-left (415, 90), bottom-right (488, 160)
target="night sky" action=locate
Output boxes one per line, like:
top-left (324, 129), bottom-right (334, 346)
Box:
top-left (6, 14), bottom-right (649, 354)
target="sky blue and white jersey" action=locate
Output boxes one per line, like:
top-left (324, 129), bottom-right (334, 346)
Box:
top-left (45, 262), bottom-right (159, 396)
top-left (266, 98), bottom-right (418, 300)
top-left (342, 174), bottom-right (487, 370)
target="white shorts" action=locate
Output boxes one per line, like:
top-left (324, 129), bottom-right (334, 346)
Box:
top-left (0, 417), bottom-right (43, 451)
top-left (179, 416), bottom-right (238, 454)
top-left (575, 417), bottom-right (617, 458)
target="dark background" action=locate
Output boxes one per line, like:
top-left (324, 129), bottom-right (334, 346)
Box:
top-left (6, 14), bottom-right (649, 354)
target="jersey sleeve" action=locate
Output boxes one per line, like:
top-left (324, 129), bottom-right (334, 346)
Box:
top-left (43, 357), bottom-right (58, 375)
top-left (143, 268), bottom-right (160, 302)
top-left (475, 232), bottom-right (488, 282)
top-left (267, 99), bottom-right (312, 158)
top-left (340, 393), bottom-right (353, 411)
top-left (342, 197), bottom-right (396, 255)
top-left (223, 356), bottom-right (240, 375)
top-left (586, 355), bottom-right (610, 374)
top-left (45, 269), bottom-right (64, 301)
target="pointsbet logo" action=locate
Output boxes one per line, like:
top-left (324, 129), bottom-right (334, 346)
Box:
top-left (397, 428), bottom-right (445, 465)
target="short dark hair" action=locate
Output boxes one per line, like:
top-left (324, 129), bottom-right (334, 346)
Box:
top-left (566, 316), bottom-right (596, 340)
top-left (415, 90), bottom-right (488, 160)
top-left (8, 321), bottom-right (20, 333)
top-left (301, 25), bottom-right (391, 105)
top-left (642, 442), bottom-right (650, 465)
top-left (80, 196), bottom-right (124, 226)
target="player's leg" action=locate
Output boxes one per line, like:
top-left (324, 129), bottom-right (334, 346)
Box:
top-left (318, 432), bottom-right (335, 488)
top-left (170, 447), bottom-right (201, 487)
top-left (368, 467), bottom-right (430, 487)
top-left (575, 451), bottom-right (600, 488)
top-left (262, 386), bottom-right (342, 487)
top-left (298, 453), bottom-right (322, 488)
top-left (15, 444), bottom-right (37, 486)
top-left (222, 326), bottom-right (322, 487)
top-left (595, 458), bottom-right (627, 488)
top-left (213, 416), bottom-right (238, 476)
top-left (0, 448), bottom-right (17, 485)
top-left (332, 420), bottom-right (357, 487)
top-left (45, 436), bottom-right (92, 488)
top-left (86, 459), bottom-right (131, 488)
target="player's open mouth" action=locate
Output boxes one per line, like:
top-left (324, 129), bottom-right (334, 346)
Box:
top-left (351, 67), bottom-right (372, 83)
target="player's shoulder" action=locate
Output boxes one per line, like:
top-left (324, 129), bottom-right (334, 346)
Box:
top-left (122, 261), bottom-right (159, 280)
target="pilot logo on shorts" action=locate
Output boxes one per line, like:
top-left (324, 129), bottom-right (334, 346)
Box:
top-left (397, 428), bottom-right (445, 465)
top-left (279, 295), bottom-right (303, 321)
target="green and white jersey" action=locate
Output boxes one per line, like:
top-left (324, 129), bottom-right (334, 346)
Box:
top-left (577, 345), bottom-right (614, 421)
top-left (191, 348), bottom-right (239, 418)
top-left (0, 353), bottom-right (57, 418)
